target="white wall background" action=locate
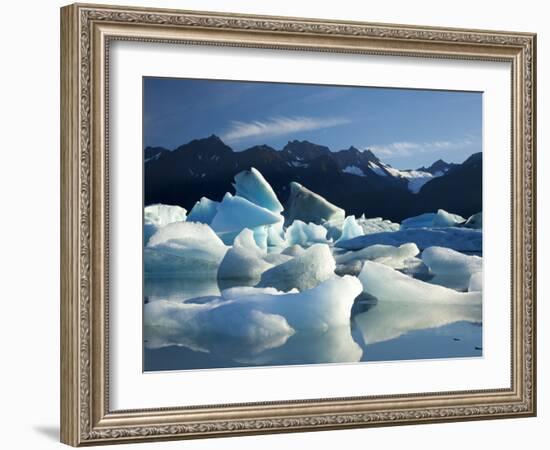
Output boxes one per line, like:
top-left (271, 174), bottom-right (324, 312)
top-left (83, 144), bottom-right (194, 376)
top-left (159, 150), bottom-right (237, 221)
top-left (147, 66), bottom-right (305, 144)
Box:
top-left (0, 0), bottom-right (546, 448)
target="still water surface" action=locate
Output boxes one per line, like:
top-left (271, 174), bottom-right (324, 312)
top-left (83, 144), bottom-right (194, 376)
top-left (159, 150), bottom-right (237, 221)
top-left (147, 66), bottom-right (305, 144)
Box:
top-left (143, 276), bottom-right (482, 372)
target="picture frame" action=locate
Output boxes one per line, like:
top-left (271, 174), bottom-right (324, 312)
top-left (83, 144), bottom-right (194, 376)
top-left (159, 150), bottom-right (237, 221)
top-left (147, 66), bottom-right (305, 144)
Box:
top-left (60, 2), bottom-right (537, 446)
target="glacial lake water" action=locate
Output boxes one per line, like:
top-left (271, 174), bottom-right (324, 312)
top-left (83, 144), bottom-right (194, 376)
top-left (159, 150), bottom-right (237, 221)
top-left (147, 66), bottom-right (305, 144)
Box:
top-left (143, 276), bottom-right (482, 372)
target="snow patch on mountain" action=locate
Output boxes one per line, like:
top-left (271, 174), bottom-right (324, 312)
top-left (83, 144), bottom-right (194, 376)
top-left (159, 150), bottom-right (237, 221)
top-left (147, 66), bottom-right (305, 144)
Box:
top-left (343, 165), bottom-right (365, 177)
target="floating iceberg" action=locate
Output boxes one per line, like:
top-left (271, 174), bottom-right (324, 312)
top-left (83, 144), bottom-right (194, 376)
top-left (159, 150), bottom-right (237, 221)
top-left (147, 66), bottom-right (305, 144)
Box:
top-left (337, 227), bottom-right (482, 252)
top-left (284, 220), bottom-right (329, 247)
top-left (358, 261), bottom-right (482, 305)
top-left (144, 297), bottom-right (295, 355)
top-left (266, 221), bottom-right (287, 247)
top-left (218, 229), bottom-right (289, 282)
top-left (354, 301), bottom-right (482, 346)
top-left (145, 222), bottom-right (228, 276)
top-left (187, 197), bottom-right (219, 224)
top-left (325, 215), bottom-right (399, 241)
top-left (468, 271), bottom-right (483, 292)
top-left (335, 216), bottom-right (364, 244)
top-left (281, 244), bottom-right (306, 257)
top-left (145, 304), bottom-right (361, 365)
top-left (336, 243), bottom-right (419, 269)
top-left (433, 209), bottom-right (466, 227)
top-left (400, 209), bottom-right (465, 229)
top-left (145, 276), bottom-right (363, 353)
top-left (359, 216), bottom-right (400, 234)
top-left (285, 182), bottom-right (345, 225)
top-left (258, 244), bottom-right (336, 292)
top-left (144, 203), bottom-right (187, 244)
top-left (210, 193), bottom-right (283, 245)
top-left (422, 246), bottom-right (482, 290)
top-left (464, 212), bottom-right (482, 229)
top-left (233, 167), bottom-right (284, 214)
top-left (400, 212), bottom-right (436, 229)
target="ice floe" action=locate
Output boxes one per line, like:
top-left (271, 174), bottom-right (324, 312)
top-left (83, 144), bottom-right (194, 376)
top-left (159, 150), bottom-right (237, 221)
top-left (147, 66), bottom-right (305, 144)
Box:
top-left (145, 222), bottom-right (228, 276)
top-left (464, 212), bottom-right (482, 229)
top-left (233, 167), bottom-right (284, 214)
top-left (187, 197), bottom-right (219, 224)
top-left (468, 271), bottom-right (483, 292)
top-left (422, 246), bottom-right (482, 290)
top-left (359, 216), bottom-right (400, 234)
top-left (358, 261), bottom-right (482, 305)
top-left (258, 243), bottom-right (336, 292)
top-left (144, 298), bottom-right (295, 355)
top-left (210, 193), bottom-right (283, 245)
top-left (400, 209), bottom-right (465, 229)
top-left (432, 209), bottom-right (466, 227)
top-left (337, 227), bottom-right (482, 252)
top-left (145, 275), bottom-right (363, 350)
top-left (335, 216), bottom-right (364, 243)
top-left (284, 220), bottom-right (329, 247)
top-left (218, 229), bottom-right (290, 282)
top-left (325, 216), bottom-right (399, 241)
top-left (285, 182), bottom-right (345, 225)
top-left (144, 203), bottom-right (187, 244)
top-left (336, 243), bottom-right (420, 270)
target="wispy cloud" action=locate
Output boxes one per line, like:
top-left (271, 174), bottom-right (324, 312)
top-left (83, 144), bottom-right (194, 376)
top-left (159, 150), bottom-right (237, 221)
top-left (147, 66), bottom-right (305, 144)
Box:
top-left (367, 137), bottom-right (476, 158)
top-left (221, 115), bottom-right (351, 143)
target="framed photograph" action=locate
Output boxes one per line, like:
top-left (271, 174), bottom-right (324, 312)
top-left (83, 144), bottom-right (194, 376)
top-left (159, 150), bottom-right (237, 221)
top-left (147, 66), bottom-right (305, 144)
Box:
top-left (60, 3), bottom-right (536, 446)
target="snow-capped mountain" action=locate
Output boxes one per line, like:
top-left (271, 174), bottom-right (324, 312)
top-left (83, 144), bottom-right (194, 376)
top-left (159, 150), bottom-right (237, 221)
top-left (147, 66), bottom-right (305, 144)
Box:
top-left (144, 136), bottom-right (481, 222)
top-left (418, 159), bottom-right (457, 175)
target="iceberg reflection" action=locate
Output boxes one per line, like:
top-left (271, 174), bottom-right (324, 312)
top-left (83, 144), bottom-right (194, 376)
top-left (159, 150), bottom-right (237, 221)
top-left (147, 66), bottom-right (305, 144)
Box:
top-left (354, 301), bottom-right (481, 346)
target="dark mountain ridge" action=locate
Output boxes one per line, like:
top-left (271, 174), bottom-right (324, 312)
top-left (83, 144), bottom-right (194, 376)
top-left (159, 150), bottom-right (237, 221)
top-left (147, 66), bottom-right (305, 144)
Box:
top-left (144, 136), bottom-right (481, 222)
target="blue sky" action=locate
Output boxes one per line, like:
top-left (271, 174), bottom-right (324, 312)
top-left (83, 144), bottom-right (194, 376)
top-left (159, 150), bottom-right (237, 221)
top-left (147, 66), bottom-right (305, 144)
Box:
top-left (143, 77), bottom-right (482, 169)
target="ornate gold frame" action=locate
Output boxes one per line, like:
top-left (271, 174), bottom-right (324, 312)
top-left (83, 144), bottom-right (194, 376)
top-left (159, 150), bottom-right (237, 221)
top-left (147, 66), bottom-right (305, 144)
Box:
top-left (60, 3), bottom-right (536, 446)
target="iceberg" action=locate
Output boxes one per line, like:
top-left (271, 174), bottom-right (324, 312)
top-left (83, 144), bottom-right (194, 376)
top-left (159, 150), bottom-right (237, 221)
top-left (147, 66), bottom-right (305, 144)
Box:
top-left (400, 212), bottom-right (436, 229)
top-left (144, 276), bottom-right (363, 357)
top-left (422, 246), bottom-right (482, 290)
top-left (336, 243), bottom-right (419, 269)
top-left (144, 203), bottom-right (187, 244)
top-left (258, 243), bottom-right (336, 292)
top-left (336, 227), bottom-right (482, 252)
top-left (468, 271), bottom-right (483, 292)
top-left (144, 298), bottom-right (295, 355)
top-left (217, 229), bottom-right (288, 282)
top-left (335, 216), bottom-right (364, 244)
top-left (145, 222), bottom-right (228, 276)
top-left (359, 216), bottom-right (400, 235)
top-left (358, 261), bottom-right (482, 305)
top-left (284, 220), bottom-right (329, 247)
top-left (210, 193), bottom-right (284, 245)
top-left (285, 182), bottom-right (345, 225)
top-left (187, 197), bottom-right (219, 224)
top-left (145, 297), bottom-right (362, 364)
top-left (281, 244), bottom-right (306, 257)
top-left (400, 209), bottom-right (465, 229)
top-left (233, 167), bottom-right (284, 213)
top-left (325, 215), bottom-right (399, 241)
top-left (266, 221), bottom-right (287, 248)
top-left (464, 212), bottom-right (483, 229)
top-left (432, 209), bottom-right (466, 227)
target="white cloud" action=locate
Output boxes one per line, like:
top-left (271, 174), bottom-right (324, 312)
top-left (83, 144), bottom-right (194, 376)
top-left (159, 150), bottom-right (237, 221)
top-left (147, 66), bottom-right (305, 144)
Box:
top-left (367, 138), bottom-right (476, 158)
top-left (221, 116), bottom-right (351, 143)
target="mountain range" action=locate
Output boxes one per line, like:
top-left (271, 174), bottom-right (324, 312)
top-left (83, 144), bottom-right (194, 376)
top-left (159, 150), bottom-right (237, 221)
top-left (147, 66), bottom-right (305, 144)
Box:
top-left (144, 135), bottom-right (481, 222)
